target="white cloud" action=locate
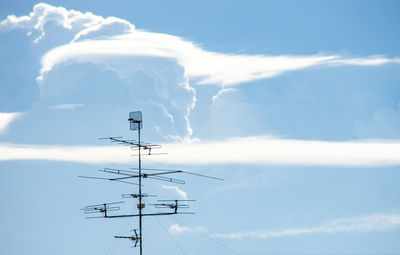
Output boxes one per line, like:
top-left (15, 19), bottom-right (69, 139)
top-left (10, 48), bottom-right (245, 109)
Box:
top-left (4, 4), bottom-right (399, 88)
top-left (3, 3), bottom-right (400, 143)
top-left (71, 16), bottom-right (134, 43)
top-left (212, 213), bottom-right (400, 239)
top-left (0, 112), bottom-right (22, 134)
top-left (0, 143), bottom-right (133, 164)
top-left (149, 101), bottom-right (174, 123)
top-left (1, 136), bottom-right (400, 166)
top-left (169, 224), bottom-right (206, 235)
top-left (212, 88), bottom-right (237, 102)
top-left (169, 224), bottom-right (193, 235)
top-left (49, 103), bottom-right (84, 110)
top-left (161, 185), bottom-right (188, 200)
top-left (29, 28), bottom-right (332, 86)
top-left (168, 213), bottom-right (400, 239)
top-left (36, 33), bottom-right (336, 86)
top-left (155, 136), bottom-right (400, 167)
top-left (330, 56), bottom-right (400, 66)
top-left (0, 3), bottom-right (133, 43)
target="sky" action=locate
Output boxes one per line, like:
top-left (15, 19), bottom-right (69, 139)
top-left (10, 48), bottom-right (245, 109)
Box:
top-left (1, 1), bottom-right (400, 255)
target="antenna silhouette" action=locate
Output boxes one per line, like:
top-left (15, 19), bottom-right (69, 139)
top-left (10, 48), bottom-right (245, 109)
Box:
top-left (80, 111), bottom-right (223, 255)
top-left (115, 229), bottom-right (140, 247)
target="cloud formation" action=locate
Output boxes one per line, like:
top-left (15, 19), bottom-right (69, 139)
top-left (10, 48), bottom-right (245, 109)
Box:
top-left (168, 213), bottom-right (400, 239)
top-left (1, 136), bottom-right (400, 166)
top-left (0, 143), bottom-right (133, 163)
top-left (0, 112), bottom-right (22, 134)
top-left (161, 185), bottom-right (188, 200)
top-left (0, 3), bottom-right (133, 43)
top-left (2, 3), bottom-right (400, 143)
top-left (158, 136), bottom-right (400, 166)
top-left (37, 36), bottom-right (335, 85)
top-left (169, 224), bottom-right (206, 235)
top-left (212, 213), bottom-right (400, 239)
top-left (35, 28), bottom-right (400, 87)
top-left (212, 88), bottom-right (237, 102)
top-left (2, 3), bottom-right (399, 88)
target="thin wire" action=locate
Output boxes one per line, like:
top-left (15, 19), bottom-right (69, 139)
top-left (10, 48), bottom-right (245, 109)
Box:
top-left (106, 207), bottom-right (135, 255)
top-left (153, 215), bottom-right (188, 255)
top-left (172, 216), bottom-right (241, 255)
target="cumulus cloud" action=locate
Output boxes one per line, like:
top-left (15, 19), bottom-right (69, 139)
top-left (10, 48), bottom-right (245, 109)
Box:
top-left (2, 3), bottom-right (400, 145)
top-left (0, 3), bottom-right (133, 43)
top-left (71, 16), bottom-right (134, 43)
top-left (2, 3), bottom-right (400, 143)
top-left (0, 112), bottom-right (22, 134)
top-left (212, 213), bottom-right (400, 239)
top-left (1, 136), bottom-right (400, 166)
top-left (3, 3), bottom-right (399, 88)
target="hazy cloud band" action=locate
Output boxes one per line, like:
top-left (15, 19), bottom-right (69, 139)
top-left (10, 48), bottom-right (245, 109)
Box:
top-left (1, 136), bottom-right (400, 166)
top-left (211, 213), bottom-right (400, 239)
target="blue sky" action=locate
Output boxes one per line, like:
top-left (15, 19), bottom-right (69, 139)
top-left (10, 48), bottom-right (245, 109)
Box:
top-left (1, 1), bottom-right (400, 255)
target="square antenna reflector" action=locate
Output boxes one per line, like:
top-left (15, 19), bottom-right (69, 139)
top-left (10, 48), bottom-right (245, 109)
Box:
top-left (129, 111), bottom-right (143, 130)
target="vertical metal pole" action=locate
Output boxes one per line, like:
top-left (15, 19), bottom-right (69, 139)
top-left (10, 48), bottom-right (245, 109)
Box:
top-left (138, 124), bottom-right (143, 255)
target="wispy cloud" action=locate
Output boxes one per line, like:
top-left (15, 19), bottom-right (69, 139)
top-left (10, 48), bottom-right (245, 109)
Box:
top-left (167, 213), bottom-right (400, 239)
top-left (0, 112), bottom-right (22, 134)
top-left (169, 224), bottom-right (206, 235)
top-left (212, 88), bottom-right (237, 102)
top-left (161, 185), bottom-right (188, 200)
top-left (149, 101), bottom-right (174, 123)
top-left (1, 136), bottom-right (400, 166)
top-left (212, 213), bottom-right (400, 239)
top-left (330, 56), bottom-right (400, 66)
top-left (49, 103), bottom-right (84, 110)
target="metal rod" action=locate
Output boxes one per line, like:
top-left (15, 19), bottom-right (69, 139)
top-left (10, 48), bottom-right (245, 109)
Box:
top-left (138, 123), bottom-right (143, 255)
top-left (105, 212), bottom-right (178, 218)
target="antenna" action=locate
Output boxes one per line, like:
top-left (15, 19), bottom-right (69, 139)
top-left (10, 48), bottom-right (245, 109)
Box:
top-left (115, 229), bottom-right (140, 247)
top-left (80, 111), bottom-right (223, 255)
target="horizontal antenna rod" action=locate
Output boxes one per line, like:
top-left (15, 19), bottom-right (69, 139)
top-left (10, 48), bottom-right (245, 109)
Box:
top-left (78, 175), bottom-right (139, 185)
top-left (131, 167), bottom-right (224, 181)
top-left (104, 212), bottom-right (195, 218)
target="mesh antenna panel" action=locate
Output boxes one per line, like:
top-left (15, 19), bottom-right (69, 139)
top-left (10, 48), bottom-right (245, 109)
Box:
top-left (129, 111), bottom-right (143, 130)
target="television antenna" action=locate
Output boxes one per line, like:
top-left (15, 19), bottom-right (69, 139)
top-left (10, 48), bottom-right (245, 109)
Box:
top-left (115, 229), bottom-right (140, 248)
top-left (80, 111), bottom-right (223, 255)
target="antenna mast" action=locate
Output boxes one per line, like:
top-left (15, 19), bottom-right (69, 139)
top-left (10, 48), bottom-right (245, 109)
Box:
top-left (80, 111), bottom-right (223, 255)
top-left (131, 112), bottom-right (144, 255)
